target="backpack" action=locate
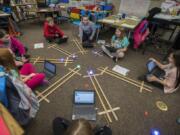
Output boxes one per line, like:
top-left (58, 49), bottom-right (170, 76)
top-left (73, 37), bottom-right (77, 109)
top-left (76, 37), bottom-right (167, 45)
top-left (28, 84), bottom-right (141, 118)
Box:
top-left (133, 19), bottom-right (150, 49)
top-left (5, 70), bottom-right (39, 126)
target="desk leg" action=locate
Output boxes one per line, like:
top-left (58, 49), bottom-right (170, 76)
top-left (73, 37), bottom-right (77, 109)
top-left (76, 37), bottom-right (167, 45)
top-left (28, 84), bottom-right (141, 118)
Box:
top-left (96, 27), bottom-right (100, 41)
top-left (169, 25), bottom-right (177, 40)
top-left (128, 30), bottom-right (132, 39)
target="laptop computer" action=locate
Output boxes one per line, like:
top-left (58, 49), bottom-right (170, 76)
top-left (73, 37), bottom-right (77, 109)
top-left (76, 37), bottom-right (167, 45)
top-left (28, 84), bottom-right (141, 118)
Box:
top-left (146, 60), bottom-right (165, 79)
top-left (43, 60), bottom-right (56, 80)
top-left (72, 90), bottom-right (96, 121)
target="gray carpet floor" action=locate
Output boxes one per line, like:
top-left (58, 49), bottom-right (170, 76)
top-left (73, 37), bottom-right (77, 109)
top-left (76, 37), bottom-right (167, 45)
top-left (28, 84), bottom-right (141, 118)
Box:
top-left (17, 21), bottom-right (180, 135)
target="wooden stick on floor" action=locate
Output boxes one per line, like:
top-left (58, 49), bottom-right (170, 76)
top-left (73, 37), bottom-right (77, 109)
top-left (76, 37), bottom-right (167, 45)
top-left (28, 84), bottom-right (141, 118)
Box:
top-left (39, 69), bottom-right (80, 103)
top-left (68, 68), bottom-right (82, 76)
top-left (98, 107), bottom-right (120, 115)
top-left (98, 68), bottom-right (152, 93)
top-left (89, 75), bottom-right (112, 123)
top-left (64, 57), bottom-right (69, 67)
top-left (31, 58), bottom-right (74, 62)
top-left (30, 61), bottom-right (73, 64)
top-left (35, 91), bottom-right (50, 103)
top-left (139, 81), bottom-right (144, 93)
top-left (37, 67), bottom-right (78, 99)
top-left (94, 76), bottom-right (119, 121)
top-left (73, 40), bottom-right (84, 55)
top-left (100, 67), bottom-right (108, 75)
top-left (48, 45), bottom-right (72, 56)
top-left (98, 67), bottom-right (152, 90)
top-left (83, 73), bottom-right (102, 78)
top-left (75, 50), bottom-right (88, 55)
top-left (73, 39), bottom-right (85, 55)
top-left (33, 56), bottom-right (40, 65)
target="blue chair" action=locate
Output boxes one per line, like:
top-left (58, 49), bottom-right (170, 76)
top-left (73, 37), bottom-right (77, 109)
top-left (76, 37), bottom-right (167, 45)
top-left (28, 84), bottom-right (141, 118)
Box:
top-left (72, 20), bottom-right (81, 26)
top-left (80, 10), bottom-right (87, 16)
top-left (57, 16), bottom-right (69, 24)
top-left (92, 12), bottom-right (107, 40)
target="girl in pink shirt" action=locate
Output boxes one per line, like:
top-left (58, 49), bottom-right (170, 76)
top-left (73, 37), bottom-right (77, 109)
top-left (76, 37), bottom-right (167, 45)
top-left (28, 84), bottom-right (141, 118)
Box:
top-left (0, 29), bottom-right (26, 57)
top-left (147, 51), bottom-right (180, 93)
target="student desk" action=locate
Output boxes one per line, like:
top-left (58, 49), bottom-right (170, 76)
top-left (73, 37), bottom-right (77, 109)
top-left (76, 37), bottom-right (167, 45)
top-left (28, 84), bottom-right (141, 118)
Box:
top-left (98, 15), bottom-right (140, 29)
top-left (27, 8), bottom-right (60, 18)
top-left (0, 12), bottom-right (10, 17)
top-left (37, 8), bottom-right (59, 13)
top-left (98, 15), bottom-right (141, 38)
top-left (152, 13), bottom-right (180, 40)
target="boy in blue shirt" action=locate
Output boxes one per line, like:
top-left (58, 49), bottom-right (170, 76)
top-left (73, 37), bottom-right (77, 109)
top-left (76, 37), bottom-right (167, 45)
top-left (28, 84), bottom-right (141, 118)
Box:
top-left (102, 28), bottom-right (129, 62)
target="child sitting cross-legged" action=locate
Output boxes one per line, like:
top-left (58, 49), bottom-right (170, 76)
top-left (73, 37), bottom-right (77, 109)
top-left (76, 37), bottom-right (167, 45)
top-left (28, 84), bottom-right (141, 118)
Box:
top-left (101, 28), bottom-right (129, 62)
top-left (79, 15), bottom-right (96, 48)
top-left (44, 17), bottom-right (68, 44)
top-left (12, 52), bottom-right (47, 90)
top-left (0, 29), bottom-right (27, 57)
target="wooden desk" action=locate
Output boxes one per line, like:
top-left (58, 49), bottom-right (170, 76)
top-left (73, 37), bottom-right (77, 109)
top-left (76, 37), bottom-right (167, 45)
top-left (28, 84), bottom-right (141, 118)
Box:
top-left (11, 3), bottom-right (37, 7)
top-left (0, 11), bottom-right (10, 17)
top-left (37, 8), bottom-right (59, 13)
top-left (152, 13), bottom-right (180, 40)
top-left (97, 15), bottom-right (141, 39)
top-left (98, 15), bottom-right (141, 30)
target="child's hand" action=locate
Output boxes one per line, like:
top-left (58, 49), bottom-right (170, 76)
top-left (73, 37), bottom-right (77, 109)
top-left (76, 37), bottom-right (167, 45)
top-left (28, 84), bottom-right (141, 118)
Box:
top-left (21, 56), bottom-right (27, 63)
top-left (149, 58), bottom-right (156, 62)
top-left (29, 73), bottom-right (36, 78)
top-left (147, 75), bottom-right (158, 82)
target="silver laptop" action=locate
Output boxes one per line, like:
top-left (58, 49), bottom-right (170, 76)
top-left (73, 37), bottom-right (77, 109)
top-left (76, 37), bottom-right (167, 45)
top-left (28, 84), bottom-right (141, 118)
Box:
top-left (72, 90), bottom-right (96, 121)
top-left (43, 60), bottom-right (56, 80)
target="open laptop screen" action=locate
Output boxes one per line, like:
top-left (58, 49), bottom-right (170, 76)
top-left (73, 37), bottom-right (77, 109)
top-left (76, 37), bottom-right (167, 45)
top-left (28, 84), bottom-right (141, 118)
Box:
top-left (74, 90), bottom-right (95, 104)
top-left (44, 60), bottom-right (56, 74)
top-left (147, 60), bottom-right (156, 72)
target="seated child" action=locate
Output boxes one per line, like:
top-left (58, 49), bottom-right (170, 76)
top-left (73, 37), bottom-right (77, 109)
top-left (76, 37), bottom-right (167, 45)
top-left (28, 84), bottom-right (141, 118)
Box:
top-left (53, 117), bottom-right (112, 135)
top-left (79, 15), bottom-right (96, 48)
top-left (140, 51), bottom-right (180, 94)
top-left (0, 29), bottom-right (27, 57)
top-left (93, 4), bottom-right (102, 12)
top-left (13, 54), bottom-right (46, 90)
top-left (20, 62), bottom-right (46, 90)
top-left (101, 28), bottom-right (129, 62)
top-left (44, 17), bottom-right (68, 44)
top-left (0, 48), bottom-right (45, 90)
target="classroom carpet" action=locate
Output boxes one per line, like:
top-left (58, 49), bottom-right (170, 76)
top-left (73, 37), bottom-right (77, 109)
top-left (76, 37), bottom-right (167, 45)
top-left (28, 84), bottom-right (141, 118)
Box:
top-left (17, 21), bottom-right (180, 135)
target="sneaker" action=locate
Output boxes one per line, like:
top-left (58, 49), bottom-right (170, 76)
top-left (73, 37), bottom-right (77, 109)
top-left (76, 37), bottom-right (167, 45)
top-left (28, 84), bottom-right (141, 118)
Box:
top-left (112, 56), bottom-right (118, 63)
top-left (42, 79), bottom-right (50, 85)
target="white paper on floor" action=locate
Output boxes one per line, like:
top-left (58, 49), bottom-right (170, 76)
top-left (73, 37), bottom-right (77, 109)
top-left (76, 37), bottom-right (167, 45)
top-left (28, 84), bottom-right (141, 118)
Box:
top-left (112, 65), bottom-right (130, 76)
top-left (34, 43), bottom-right (44, 49)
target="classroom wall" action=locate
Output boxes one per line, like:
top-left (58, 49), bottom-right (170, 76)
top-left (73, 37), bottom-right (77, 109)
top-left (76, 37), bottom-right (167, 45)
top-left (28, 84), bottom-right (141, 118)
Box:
top-left (112, 0), bottom-right (164, 14)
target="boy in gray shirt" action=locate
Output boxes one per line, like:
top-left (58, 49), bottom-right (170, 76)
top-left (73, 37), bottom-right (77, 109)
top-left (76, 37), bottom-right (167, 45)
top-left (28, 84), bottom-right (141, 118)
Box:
top-left (79, 16), bottom-right (96, 48)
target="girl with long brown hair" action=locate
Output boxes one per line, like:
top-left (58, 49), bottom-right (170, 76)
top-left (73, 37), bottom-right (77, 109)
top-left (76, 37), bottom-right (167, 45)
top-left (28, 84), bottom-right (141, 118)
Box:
top-left (102, 28), bottom-right (130, 62)
top-left (147, 51), bottom-right (180, 93)
top-left (53, 118), bottom-right (112, 135)
top-left (0, 48), bottom-right (45, 90)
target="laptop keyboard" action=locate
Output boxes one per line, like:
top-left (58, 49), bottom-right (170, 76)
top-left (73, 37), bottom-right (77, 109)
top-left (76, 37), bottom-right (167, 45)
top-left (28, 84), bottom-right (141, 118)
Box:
top-left (74, 106), bottom-right (94, 115)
